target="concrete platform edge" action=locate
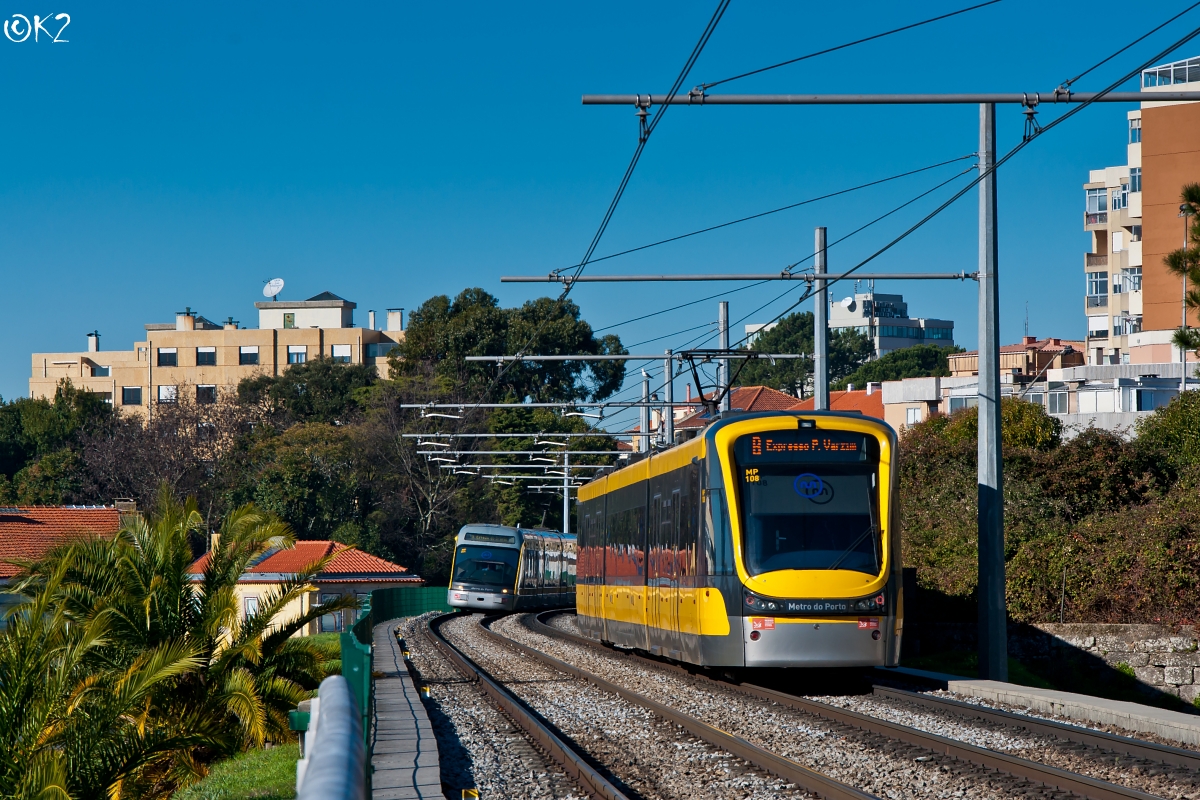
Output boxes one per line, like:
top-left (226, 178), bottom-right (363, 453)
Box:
top-left (370, 617), bottom-right (442, 799)
top-left (878, 666), bottom-right (1200, 746)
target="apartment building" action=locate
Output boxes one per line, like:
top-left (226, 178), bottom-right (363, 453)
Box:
top-left (828, 290), bottom-right (954, 356)
top-left (1083, 56), bottom-right (1200, 365)
top-left (30, 292), bottom-right (404, 411)
top-left (947, 336), bottom-right (1085, 378)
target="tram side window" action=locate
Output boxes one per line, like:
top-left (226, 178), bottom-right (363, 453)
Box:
top-left (564, 538), bottom-right (577, 587)
top-left (522, 538), bottom-right (542, 590)
top-left (605, 495), bottom-right (645, 579)
top-left (705, 488), bottom-right (734, 576)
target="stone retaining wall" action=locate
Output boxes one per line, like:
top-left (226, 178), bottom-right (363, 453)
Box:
top-left (909, 622), bottom-right (1200, 704)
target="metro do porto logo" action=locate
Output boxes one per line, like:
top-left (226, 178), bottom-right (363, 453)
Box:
top-left (5, 13), bottom-right (70, 42)
top-left (793, 473), bottom-right (834, 504)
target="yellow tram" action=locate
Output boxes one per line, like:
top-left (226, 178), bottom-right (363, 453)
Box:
top-left (575, 411), bottom-right (902, 668)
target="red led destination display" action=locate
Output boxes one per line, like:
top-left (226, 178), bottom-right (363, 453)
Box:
top-left (736, 430), bottom-right (869, 463)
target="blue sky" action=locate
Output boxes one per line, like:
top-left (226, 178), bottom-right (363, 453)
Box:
top-left (0, 1), bottom-right (1191, 421)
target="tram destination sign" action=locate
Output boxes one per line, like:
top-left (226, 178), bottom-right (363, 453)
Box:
top-left (736, 430), bottom-right (868, 463)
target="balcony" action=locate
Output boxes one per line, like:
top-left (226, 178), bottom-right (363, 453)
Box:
top-left (1085, 253), bottom-right (1108, 267)
top-left (1088, 330), bottom-right (1109, 340)
top-left (1085, 212), bottom-right (1108, 226)
top-left (1086, 294), bottom-right (1108, 308)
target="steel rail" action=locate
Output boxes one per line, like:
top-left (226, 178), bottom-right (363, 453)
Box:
top-left (423, 614), bottom-right (633, 800)
top-left (470, 614), bottom-right (879, 800)
top-left (872, 684), bottom-right (1200, 770)
top-left (526, 612), bottom-right (1165, 800)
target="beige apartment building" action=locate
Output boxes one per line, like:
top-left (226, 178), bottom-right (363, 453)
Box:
top-left (1083, 56), bottom-right (1200, 365)
top-left (30, 292), bottom-right (404, 410)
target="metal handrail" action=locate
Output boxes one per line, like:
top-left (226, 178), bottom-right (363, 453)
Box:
top-left (296, 676), bottom-right (367, 800)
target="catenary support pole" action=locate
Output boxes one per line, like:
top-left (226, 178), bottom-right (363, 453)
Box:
top-left (814, 227), bottom-right (829, 411)
top-left (718, 302), bottom-right (730, 412)
top-left (664, 350), bottom-right (674, 446)
top-left (563, 451), bottom-right (570, 534)
top-left (640, 371), bottom-right (651, 453)
top-left (977, 103), bottom-right (1007, 682)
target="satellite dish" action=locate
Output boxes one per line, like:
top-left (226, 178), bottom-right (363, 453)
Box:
top-left (840, 296), bottom-right (857, 312)
top-left (263, 278), bottom-right (285, 299)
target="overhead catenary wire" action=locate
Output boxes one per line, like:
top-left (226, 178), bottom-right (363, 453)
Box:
top-left (559, 153), bottom-right (975, 277)
top-left (1059, 1), bottom-right (1200, 89)
top-left (447, 0), bottom-right (731, 431)
top-left (714, 13), bottom-right (1200, 357)
top-left (698, 1), bottom-right (1002, 90)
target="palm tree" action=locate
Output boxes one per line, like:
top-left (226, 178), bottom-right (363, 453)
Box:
top-left (1166, 183), bottom-right (1200, 359)
top-left (0, 558), bottom-right (214, 799)
top-left (8, 489), bottom-right (358, 794)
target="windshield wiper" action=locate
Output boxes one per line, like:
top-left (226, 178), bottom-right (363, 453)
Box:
top-left (825, 524), bottom-right (877, 571)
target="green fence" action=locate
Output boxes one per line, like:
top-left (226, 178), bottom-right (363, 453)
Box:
top-left (341, 586), bottom-right (456, 750)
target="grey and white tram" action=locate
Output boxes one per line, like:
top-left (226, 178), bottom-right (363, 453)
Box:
top-left (447, 524), bottom-right (577, 612)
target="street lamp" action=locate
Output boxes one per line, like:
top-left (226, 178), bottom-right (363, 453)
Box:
top-left (1179, 203), bottom-right (1195, 394)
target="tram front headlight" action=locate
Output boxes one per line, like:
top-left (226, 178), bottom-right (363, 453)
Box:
top-left (743, 591), bottom-right (778, 612)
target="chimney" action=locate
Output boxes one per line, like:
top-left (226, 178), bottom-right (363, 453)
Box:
top-left (686, 383), bottom-right (692, 402)
top-left (86, 330), bottom-right (100, 352)
top-left (1022, 335), bottom-right (1036, 346)
top-left (176, 307), bottom-right (196, 331)
top-left (386, 308), bottom-right (404, 331)
top-left (224, 317), bottom-right (238, 330)
top-left (848, 383), bottom-right (855, 392)
top-left (867, 382), bottom-right (880, 395)
top-left (368, 310), bottom-right (376, 330)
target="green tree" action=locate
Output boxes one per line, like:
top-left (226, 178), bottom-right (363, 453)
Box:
top-left (1135, 389), bottom-right (1200, 476)
top-left (922, 397), bottom-right (1063, 450)
top-left (396, 288), bottom-right (627, 403)
top-left (238, 357), bottom-right (377, 425)
top-left (832, 343), bottom-right (962, 390)
top-left (0, 380), bottom-right (111, 484)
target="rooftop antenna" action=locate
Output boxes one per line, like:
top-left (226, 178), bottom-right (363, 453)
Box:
top-left (1024, 301), bottom-right (1029, 337)
top-left (263, 278), bottom-right (285, 302)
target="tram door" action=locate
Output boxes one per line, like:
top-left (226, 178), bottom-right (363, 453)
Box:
top-left (666, 489), bottom-right (682, 654)
top-left (648, 494), bottom-right (666, 647)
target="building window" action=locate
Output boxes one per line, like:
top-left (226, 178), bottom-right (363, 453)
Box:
top-left (1130, 118), bottom-right (1141, 144)
top-left (366, 342), bottom-right (398, 359)
top-left (283, 313), bottom-right (296, 329)
top-left (244, 596), bottom-right (259, 618)
top-left (156, 347), bottom-right (177, 367)
top-left (239, 346), bottom-right (259, 366)
top-left (197, 385), bottom-right (217, 404)
top-left (287, 345), bottom-right (307, 365)
top-left (1048, 391), bottom-right (1068, 415)
top-left (319, 594), bottom-right (341, 632)
top-left (91, 364), bottom-right (110, 377)
top-left (877, 324), bottom-right (921, 339)
top-left (1113, 315), bottom-right (1143, 336)
top-left (1085, 188), bottom-right (1107, 213)
top-left (196, 346), bottom-right (216, 366)
top-left (923, 326), bottom-right (954, 341)
top-left (1130, 225), bottom-right (1142, 242)
top-left (1086, 271), bottom-right (1108, 297)
top-left (1130, 167), bottom-right (1142, 193)
top-left (352, 592), bottom-right (369, 623)
top-left (1024, 392), bottom-right (1043, 407)
top-left (948, 396), bottom-right (978, 413)
top-left (905, 407), bottom-right (922, 426)
top-left (1112, 231), bottom-right (1125, 253)
top-left (1124, 267), bottom-right (1142, 291)
top-left (1110, 186), bottom-right (1127, 211)
top-left (121, 386), bottom-right (142, 405)
top-left (331, 344), bottom-right (352, 363)
top-left (157, 385), bottom-right (177, 403)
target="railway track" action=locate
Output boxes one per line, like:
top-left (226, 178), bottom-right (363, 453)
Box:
top-left (511, 610), bottom-right (1195, 800)
top-left (430, 611), bottom-right (878, 800)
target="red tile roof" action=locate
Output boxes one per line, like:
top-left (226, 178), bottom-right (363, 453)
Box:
top-left (0, 506), bottom-right (122, 579)
top-left (958, 336), bottom-right (1086, 357)
top-left (189, 540), bottom-right (420, 583)
top-left (789, 389), bottom-right (885, 420)
top-left (675, 386), bottom-right (803, 429)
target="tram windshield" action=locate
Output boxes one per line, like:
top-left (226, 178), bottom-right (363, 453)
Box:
top-left (453, 545), bottom-right (520, 588)
top-left (733, 430), bottom-right (882, 577)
